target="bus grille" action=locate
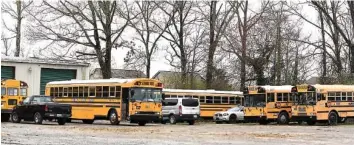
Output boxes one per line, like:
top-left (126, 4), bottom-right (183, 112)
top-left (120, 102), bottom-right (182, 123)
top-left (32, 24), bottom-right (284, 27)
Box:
top-left (8, 99), bottom-right (17, 105)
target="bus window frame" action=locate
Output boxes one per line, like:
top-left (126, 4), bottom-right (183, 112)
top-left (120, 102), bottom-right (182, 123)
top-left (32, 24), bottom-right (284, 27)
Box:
top-left (20, 87), bottom-right (27, 96)
top-left (221, 96), bottom-right (229, 104)
top-left (1, 87), bottom-right (6, 95)
top-left (89, 86), bottom-right (96, 97)
top-left (7, 88), bottom-right (19, 96)
top-left (199, 96), bottom-right (205, 103)
top-left (276, 93), bottom-right (283, 102)
top-left (63, 87), bottom-right (68, 97)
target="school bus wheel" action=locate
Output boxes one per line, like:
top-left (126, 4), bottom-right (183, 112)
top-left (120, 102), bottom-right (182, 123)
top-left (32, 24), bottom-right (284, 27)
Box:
top-left (277, 112), bottom-right (289, 125)
top-left (108, 110), bottom-right (120, 125)
top-left (328, 111), bottom-right (338, 126)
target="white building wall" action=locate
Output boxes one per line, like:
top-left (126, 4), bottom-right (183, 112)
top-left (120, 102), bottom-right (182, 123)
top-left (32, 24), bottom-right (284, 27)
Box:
top-left (1, 62), bottom-right (89, 96)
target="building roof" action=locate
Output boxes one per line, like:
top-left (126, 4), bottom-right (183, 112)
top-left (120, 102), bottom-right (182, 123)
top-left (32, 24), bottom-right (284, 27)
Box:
top-left (1, 56), bottom-right (90, 67)
top-left (90, 68), bottom-right (146, 79)
top-left (47, 78), bottom-right (139, 85)
top-left (152, 70), bottom-right (204, 80)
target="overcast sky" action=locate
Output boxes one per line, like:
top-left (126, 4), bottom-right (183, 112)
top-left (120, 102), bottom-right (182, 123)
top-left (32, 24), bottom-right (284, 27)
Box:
top-left (1, 0), bottom-right (320, 77)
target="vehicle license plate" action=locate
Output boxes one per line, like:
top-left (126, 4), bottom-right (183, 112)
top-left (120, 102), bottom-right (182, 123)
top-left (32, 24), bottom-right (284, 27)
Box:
top-left (193, 115), bottom-right (197, 118)
top-left (57, 114), bottom-right (62, 117)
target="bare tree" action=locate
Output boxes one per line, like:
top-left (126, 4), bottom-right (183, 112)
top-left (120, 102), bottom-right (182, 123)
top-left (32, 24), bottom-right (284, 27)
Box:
top-left (2, 0), bottom-right (33, 57)
top-left (28, 1), bottom-right (133, 78)
top-left (198, 1), bottom-right (238, 89)
top-left (1, 33), bottom-right (12, 56)
top-left (125, 1), bottom-right (173, 78)
top-left (312, 1), bottom-right (354, 74)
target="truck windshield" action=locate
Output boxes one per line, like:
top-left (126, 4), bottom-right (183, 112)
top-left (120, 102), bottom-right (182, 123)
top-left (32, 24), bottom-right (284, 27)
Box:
top-left (131, 88), bottom-right (162, 102)
top-left (244, 94), bottom-right (266, 107)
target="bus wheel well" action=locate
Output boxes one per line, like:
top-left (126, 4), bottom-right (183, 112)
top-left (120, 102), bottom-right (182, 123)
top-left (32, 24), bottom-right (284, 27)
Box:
top-left (329, 110), bottom-right (339, 118)
top-left (279, 110), bottom-right (289, 117)
top-left (107, 108), bottom-right (117, 119)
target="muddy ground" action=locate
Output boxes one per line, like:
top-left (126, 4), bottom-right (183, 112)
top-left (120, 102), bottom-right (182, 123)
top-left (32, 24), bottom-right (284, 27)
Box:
top-left (2, 120), bottom-right (354, 145)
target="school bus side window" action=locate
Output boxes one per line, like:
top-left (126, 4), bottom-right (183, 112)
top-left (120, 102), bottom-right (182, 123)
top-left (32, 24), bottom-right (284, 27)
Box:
top-left (267, 93), bottom-right (275, 102)
top-left (89, 87), bottom-right (95, 97)
top-left (1, 87), bottom-right (6, 95)
top-left (277, 93), bottom-right (282, 102)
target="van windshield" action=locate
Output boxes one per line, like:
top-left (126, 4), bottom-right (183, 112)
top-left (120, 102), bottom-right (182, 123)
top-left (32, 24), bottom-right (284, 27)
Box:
top-left (182, 99), bottom-right (199, 107)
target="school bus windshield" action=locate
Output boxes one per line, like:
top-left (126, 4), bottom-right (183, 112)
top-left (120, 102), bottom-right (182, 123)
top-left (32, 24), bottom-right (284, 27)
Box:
top-left (292, 92), bottom-right (317, 105)
top-left (131, 88), bottom-right (162, 102)
top-left (245, 94), bottom-right (266, 107)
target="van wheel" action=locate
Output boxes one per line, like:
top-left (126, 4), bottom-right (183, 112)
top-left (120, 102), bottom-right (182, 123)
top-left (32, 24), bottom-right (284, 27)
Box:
top-left (169, 115), bottom-right (177, 124)
top-left (58, 118), bottom-right (66, 125)
top-left (109, 111), bottom-right (120, 125)
top-left (277, 112), bottom-right (289, 125)
top-left (328, 112), bottom-right (338, 126)
top-left (82, 119), bottom-right (94, 124)
top-left (138, 122), bottom-right (146, 126)
top-left (11, 112), bottom-right (21, 123)
top-left (228, 114), bottom-right (237, 124)
top-left (34, 112), bottom-right (43, 124)
top-left (188, 120), bottom-right (195, 125)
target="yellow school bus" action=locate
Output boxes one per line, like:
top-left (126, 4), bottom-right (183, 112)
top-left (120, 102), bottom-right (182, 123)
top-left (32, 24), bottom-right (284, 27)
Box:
top-left (291, 84), bottom-right (354, 125)
top-left (244, 85), bottom-right (294, 124)
top-left (45, 78), bottom-right (163, 126)
top-left (162, 89), bottom-right (243, 118)
top-left (1, 79), bottom-right (28, 122)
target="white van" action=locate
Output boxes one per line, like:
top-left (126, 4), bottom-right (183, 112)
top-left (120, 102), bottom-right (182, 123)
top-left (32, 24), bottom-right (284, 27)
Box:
top-left (161, 98), bottom-right (200, 125)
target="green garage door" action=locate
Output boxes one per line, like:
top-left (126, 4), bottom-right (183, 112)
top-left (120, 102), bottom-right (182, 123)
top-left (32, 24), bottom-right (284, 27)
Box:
top-left (1, 66), bottom-right (15, 80)
top-left (40, 68), bottom-right (76, 95)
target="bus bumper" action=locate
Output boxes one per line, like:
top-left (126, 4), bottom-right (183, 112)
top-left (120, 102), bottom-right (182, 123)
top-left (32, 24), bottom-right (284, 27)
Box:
top-left (291, 116), bottom-right (317, 121)
top-left (130, 114), bottom-right (161, 122)
top-left (1, 109), bottom-right (13, 114)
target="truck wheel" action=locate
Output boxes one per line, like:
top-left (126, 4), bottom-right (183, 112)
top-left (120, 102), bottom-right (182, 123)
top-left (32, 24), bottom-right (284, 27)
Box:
top-left (82, 119), bottom-right (94, 124)
top-left (138, 122), bottom-right (146, 126)
top-left (34, 112), bottom-right (43, 124)
top-left (58, 118), bottom-right (66, 125)
top-left (1, 114), bottom-right (10, 122)
top-left (277, 112), bottom-right (289, 125)
top-left (328, 111), bottom-right (338, 126)
top-left (188, 120), bottom-right (195, 125)
top-left (169, 115), bottom-right (177, 124)
top-left (11, 112), bottom-right (21, 123)
top-left (109, 111), bottom-right (120, 125)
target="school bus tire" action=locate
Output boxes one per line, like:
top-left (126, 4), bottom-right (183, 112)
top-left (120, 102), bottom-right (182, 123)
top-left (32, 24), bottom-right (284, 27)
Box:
top-left (109, 110), bottom-right (120, 125)
top-left (277, 112), bottom-right (289, 125)
top-left (328, 111), bottom-right (338, 126)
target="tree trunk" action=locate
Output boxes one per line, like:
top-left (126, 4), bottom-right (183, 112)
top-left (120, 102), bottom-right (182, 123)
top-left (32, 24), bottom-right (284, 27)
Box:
top-left (275, 23), bottom-right (282, 85)
top-left (206, 1), bottom-right (217, 89)
top-left (293, 46), bottom-right (299, 85)
top-left (15, 0), bottom-right (22, 57)
top-left (146, 57), bottom-right (151, 78)
top-left (239, 1), bottom-right (248, 91)
top-left (331, 1), bottom-right (342, 77)
top-left (348, 1), bottom-right (354, 73)
top-left (178, 1), bottom-right (187, 88)
top-left (319, 10), bottom-right (327, 84)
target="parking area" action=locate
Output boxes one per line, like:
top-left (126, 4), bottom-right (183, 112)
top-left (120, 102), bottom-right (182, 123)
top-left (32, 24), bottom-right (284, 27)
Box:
top-left (2, 121), bottom-right (354, 145)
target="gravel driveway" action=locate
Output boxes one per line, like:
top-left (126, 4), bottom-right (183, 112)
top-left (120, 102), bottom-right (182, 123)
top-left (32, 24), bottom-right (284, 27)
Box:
top-left (2, 121), bottom-right (354, 145)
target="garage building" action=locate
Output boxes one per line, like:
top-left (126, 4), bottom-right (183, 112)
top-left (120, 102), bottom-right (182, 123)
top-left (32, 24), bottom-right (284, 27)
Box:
top-left (1, 56), bottom-right (90, 96)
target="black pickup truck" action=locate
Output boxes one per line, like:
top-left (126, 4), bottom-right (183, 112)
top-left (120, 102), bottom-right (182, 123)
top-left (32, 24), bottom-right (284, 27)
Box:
top-left (11, 95), bottom-right (71, 125)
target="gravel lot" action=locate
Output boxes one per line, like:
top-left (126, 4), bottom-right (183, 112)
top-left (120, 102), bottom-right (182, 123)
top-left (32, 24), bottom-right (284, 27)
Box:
top-left (2, 121), bottom-right (354, 145)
